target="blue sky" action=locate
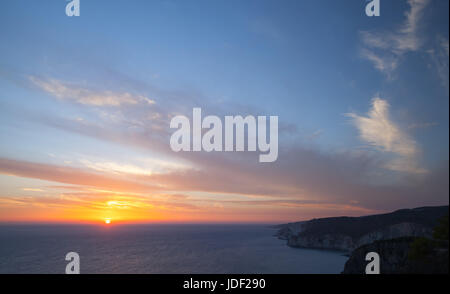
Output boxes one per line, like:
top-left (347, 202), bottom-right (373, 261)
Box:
top-left (0, 0), bottom-right (448, 223)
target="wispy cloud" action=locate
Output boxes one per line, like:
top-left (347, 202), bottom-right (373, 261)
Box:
top-left (408, 121), bottom-right (438, 130)
top-left (30, 76), bottom-right (155, 106)
top-left (427, 37), bottom-right (449, 90)
top-left (360, 0), bottom-right (430, 77)
top-left (0, 70), bottom-right (446, 219)
top-left (79, 159), bottom-right (154, 176)
top-left (347, 97), bottom-right (426, 174)
top-left (22, 188), bottom-right (44, 192)
top-left (442, 38), bottom-right (450, 57)
top-left (78, 157), bottom-right (188, 176)
top-left (3, 82), bottom-right (447, 213)
top-left (0, 158), bottom-right (163, 194)
top-left (360, 48), bottom-right (398, 75)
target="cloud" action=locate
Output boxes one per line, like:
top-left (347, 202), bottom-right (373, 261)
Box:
top-left (29, 76), bottom-right (155, 106)
top-left (402, 0), bottom-right (430, 36)
top-left (360, 48), bottom-right (398, 75)
top-left (408, 121), bottom-right (438, 130)
top-left (307, 129), bottom-right (324, 140)
top-left (0, 189), bottom-right (201, 223)
top-left (347, 97), bottom-right (426, 174)
top-left (427, 37), bottom-right (449, 90)
top-left (22, 188), bottom-right (44, 192)
top-left (0, 158), bottom-right (162, 194)
top-left (360, 0), bottom-right (430, 76)
top-left (79, 159), bottom-right (154, 176)
top-left (78, 157), bottom-right (189, 176)
top-left (1, 72), bottom-right (447, 218)
top-left (442, 38), bottom-right (450, 57)
top-left (347, 98), bottom-right (416, 156)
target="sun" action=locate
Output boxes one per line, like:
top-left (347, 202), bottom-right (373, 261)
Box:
top-left (104, 218), bottom-right (111, 224)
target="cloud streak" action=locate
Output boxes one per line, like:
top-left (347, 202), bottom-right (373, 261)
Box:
top-left (427, 37), bottom-right (450, 90)
top-left (0, 158), bottom-right (163, 194)
top-left (30, 76), bottom-right (155, 106)
top-left (360, 0), bottom-right (430, 76)
top-left (347, 97), bottom-right (426, 174)
top-left (1, 75), bottom-right (446, 215)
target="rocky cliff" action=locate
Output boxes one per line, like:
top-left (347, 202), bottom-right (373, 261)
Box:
top-left (342, 237), bottom-right (449, 274)
top-left (276, 206), bottom-right (448, 252)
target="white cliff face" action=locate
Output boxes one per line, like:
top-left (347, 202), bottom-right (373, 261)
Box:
top-left (280, 222), bottom-right (433, 252)
top-left (276, 206), bottom-right (448, 273)
top-left (276, 222), bottom-right (305, 240)
top-left (276, 206), bottom-right (448, 253)
top-left (355, 222), bottom-right (432, 249)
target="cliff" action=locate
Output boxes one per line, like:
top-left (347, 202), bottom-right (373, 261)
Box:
top-left (342, 237), bottom-right (449, 274)
top-left (276, 206), bottom-right (448, 252)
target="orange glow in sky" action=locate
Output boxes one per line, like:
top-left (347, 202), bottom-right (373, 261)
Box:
top-left (0, 164), bottom-right (380, 224)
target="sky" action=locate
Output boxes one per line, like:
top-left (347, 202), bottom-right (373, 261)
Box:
top-left (0, 0), bottom-right (448, 224)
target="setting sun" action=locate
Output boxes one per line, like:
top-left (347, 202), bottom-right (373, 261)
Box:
top-left (105, 219), bottom-right (111, 224)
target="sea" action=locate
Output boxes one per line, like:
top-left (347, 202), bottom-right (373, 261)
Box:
top-left (0, 224), bottom-right (348, 274)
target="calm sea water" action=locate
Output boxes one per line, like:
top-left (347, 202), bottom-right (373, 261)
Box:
top-left (0, 225), bottom-right (347, 274)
